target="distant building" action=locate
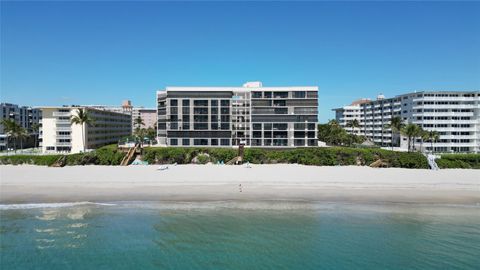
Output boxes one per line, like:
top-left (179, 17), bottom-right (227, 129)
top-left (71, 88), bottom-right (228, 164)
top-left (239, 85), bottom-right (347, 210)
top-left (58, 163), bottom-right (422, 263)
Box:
top-left (333, 91), bottom-right (480, 153)
top-left (0, 103), bottom-right (41, 150)
top-left (89, 100), bottom-right (156, 133)
top-left (132, 108), bottom-right (156, 130)
top-left (39, 106), bottom-right (131, 153)
top-left (157, 81), bottom-right (318, 147)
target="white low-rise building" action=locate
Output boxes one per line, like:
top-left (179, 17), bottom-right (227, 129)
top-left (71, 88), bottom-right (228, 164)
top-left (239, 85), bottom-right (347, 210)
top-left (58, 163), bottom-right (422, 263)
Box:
top-left (333, 91), bottom-right (480, 153)
top-left (40, 106), bottom-right (131, 153)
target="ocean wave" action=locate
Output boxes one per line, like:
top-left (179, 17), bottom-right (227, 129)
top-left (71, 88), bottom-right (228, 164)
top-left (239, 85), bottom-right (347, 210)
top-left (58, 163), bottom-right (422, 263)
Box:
top-left (0, 202), bottom-right (116, 210)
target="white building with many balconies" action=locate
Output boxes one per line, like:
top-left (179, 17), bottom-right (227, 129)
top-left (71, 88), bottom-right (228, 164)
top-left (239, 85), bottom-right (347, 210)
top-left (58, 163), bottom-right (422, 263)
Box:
top-left (40, 106), bottom-right (131, 153)
top-left (333, 91), bottom-right (480, 153)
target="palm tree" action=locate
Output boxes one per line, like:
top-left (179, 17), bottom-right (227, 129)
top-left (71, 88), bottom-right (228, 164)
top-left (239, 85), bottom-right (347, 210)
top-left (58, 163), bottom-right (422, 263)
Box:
top-left (346, 119), bottom-right (360, 134)
top-left (17, 127), bottom-right (28, 150)
top-left (1, 119), bottom-right (21, 153)
top-left (401, 123), bottom-right (422, 152)
top-left (31, 123), bottom-right (41, 149)
top-left (134, 116), bottom-right (144, 130)
top-left (426, 130), bottom-right (440, 153)
top-left (71, 108), bottom-right (94, 152)
top-left (418, 127), bottom-right (428, 152)
top-left (385, 116), bottom-right (404, 150)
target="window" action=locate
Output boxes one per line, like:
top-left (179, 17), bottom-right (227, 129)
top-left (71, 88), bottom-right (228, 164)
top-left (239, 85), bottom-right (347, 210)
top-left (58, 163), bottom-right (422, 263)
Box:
top-left (211, 139), bottom-right (218, 146)
top-left (194, 100), bottom-right (208, 106)
top-left (293, 91), bottom-right (306, 98)
top-left (221, 100), bottom-right (230, 107)
top-left (194, 139), bottom-right (208, 145)
top-left (253, 124), bottom-right (262, 130)
top-left (170, 99), bottom-right (178, 106)
top-left (221, 139), bottom-right (230, 146)
top-left (252, 92), bottom-right (262, 98)
top-left (170, 139), bottom-right (178, 146)
top-left (182, 139), bottom-right (190, 146)
top-left (211, 100), bottom-right (218, 106)
top-left (182, 100), bottom-right (190, 106)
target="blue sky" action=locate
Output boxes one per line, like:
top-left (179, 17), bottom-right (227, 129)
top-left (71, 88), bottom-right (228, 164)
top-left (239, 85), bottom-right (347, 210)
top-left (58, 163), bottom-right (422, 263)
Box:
top-left (1, 1), bottom-right (479, 122)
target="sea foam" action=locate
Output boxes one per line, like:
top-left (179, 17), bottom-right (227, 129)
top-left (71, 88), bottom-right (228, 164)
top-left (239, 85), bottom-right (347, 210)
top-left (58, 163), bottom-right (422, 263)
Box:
top-left (0, 202), bottom-right (116, 210)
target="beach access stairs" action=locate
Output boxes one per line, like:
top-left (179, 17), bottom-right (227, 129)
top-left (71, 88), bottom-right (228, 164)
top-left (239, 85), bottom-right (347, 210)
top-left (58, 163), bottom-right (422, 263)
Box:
top-left (226, 144), bottom-right (245, 165)
top-left (426, 154), bottom-right (440, 170)
top-left (120, 144), bottom-right (140, 166)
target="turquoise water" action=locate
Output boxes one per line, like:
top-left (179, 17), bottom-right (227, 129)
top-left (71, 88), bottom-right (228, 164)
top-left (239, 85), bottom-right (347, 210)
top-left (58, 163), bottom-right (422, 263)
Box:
top-left (1, 201), bottom-right (479, 269)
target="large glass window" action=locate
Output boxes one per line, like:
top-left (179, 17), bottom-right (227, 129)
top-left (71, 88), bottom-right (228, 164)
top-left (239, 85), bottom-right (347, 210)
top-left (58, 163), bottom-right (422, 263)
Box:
top-left (170, 99), bottom-right (178, 106)
top-left (194, 100), bottom-right (208, 106)
top-left (194, 139), bottom-right (209, 145)
top-left (182, 139), bottom-right (190, 146)
top-left (220, 139), bottom-right (230, 146)
top-left (170, 139), bottom-right (178, 146)
top-left (221, 100), bottom-right (230, 107)
top-left (252, 92), bottom-right (262, 98)
top-left (293, 91), bottom-right (306, 98)
top-left (182, 100), bottom-right (190, 106)
top-left (211, 100), bottom-right (218, 106)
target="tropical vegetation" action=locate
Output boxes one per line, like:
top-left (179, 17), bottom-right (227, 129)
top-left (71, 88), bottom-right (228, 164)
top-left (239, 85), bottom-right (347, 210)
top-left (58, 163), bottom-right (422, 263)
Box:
top-left (318, 120), bottom-right (366, 146)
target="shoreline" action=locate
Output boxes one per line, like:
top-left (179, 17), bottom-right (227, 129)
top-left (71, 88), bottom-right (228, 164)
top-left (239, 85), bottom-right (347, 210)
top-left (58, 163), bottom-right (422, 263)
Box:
top-left (1, 164), bottom-right (479, 205)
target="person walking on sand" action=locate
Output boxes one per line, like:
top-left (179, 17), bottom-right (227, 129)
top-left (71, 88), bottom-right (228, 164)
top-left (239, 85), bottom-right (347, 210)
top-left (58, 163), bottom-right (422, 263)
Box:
top-left (239, 184), bottom-right (242, 193)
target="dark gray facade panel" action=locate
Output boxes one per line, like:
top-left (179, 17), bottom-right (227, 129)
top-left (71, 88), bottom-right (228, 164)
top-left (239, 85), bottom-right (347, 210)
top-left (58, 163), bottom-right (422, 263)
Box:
top-left (168, 131), bottom-right (232, 138)
top-left (252, 115), bottom-right (318, 122)
top-left (251, 100), bottom-right (271, 107)
top-left (167, 91), bottom-right (233, 98)
top-left (285, 100), bottom-right (318, 107)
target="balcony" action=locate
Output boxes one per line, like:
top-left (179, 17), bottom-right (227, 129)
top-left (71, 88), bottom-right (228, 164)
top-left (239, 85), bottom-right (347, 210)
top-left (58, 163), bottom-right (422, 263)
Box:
top-left (53, 112), bottom-right (71, 117)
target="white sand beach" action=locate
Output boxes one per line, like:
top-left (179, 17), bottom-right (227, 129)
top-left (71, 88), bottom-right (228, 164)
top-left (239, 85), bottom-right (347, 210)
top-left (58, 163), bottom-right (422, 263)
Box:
top-left (1, 164), bottom-right (479, 204)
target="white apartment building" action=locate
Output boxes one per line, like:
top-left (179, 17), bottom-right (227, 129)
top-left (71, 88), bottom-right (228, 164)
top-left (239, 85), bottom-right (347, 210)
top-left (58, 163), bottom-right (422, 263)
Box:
top-left (40, 106), bottom-right (132, 153)
top-left (157, 81), bottom-right (318, 147)
top-left (333, 91), bottom-right (480, 153)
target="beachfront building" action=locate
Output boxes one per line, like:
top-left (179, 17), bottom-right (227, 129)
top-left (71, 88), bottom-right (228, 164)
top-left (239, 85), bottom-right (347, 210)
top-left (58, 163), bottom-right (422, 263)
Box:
top-left (333, 91), bottom-right (480, 153)
top-left (132, 108), bottom-right (157, 129)
top-left (89, 100), bottom-right (157, 133)
top-left (40, 106), bottom-right (132, 153)
top-left (1, 103), bottom-right (41, 150)
top-left (157, 81), bottom-right (318, 147)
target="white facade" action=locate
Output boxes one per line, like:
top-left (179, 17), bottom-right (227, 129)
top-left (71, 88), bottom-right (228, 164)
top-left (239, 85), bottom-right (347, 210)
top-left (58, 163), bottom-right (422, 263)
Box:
top-left (40, 107), bottom-right (132, 153)
top-left (333, 91), bottom-right (480, 153)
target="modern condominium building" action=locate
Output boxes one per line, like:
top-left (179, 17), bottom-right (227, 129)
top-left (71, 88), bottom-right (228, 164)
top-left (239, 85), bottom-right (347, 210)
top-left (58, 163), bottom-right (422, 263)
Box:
top-left (157, 82), bottom-right (318, 147)
top-left (333, 91), bottom-right (480, 153)
top-left (1, 103), bottom-right (41, 150)
top-left (40, 106), bottom-right (132, 153)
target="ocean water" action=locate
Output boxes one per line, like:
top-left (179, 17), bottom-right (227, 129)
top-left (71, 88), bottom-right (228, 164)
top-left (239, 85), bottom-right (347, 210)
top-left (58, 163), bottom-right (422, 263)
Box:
top-left (1, 201), bottom-right (479, 270)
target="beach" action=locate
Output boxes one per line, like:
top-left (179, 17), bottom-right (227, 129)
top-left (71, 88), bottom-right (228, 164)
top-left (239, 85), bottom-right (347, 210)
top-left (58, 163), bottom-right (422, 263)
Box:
top-left (1, 164), bottom-right (479, 204)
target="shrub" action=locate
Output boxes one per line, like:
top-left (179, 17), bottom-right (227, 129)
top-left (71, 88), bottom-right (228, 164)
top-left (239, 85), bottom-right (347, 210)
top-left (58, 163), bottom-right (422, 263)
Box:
top-left (437, 154), bottom-right (480, 169)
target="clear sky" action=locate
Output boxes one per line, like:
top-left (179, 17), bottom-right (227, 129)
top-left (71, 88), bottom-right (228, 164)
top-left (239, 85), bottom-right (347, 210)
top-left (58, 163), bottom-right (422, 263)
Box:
top-left (1, 1), bottom-right (479, 122)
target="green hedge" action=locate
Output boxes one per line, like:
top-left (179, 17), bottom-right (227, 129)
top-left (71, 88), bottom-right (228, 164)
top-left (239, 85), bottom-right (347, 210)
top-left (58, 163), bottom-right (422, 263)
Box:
top-left (0, 145), bottom-right (432, 169)
top-left (0, 144), bottom-right (126, 166)
top-left (142, 147), bottom-right (237, 164)
top-left (143, 147), bottom-right (429, 169)
top-left (437, 154), bottom-right (480, 169)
